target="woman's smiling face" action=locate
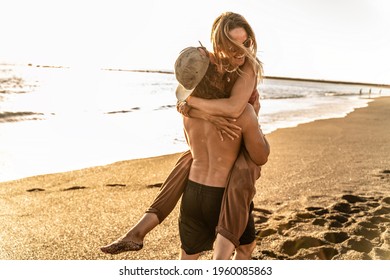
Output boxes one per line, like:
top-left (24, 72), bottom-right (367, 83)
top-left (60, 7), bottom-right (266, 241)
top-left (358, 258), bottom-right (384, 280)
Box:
top-left (227, 27), bottom-right (250, 67)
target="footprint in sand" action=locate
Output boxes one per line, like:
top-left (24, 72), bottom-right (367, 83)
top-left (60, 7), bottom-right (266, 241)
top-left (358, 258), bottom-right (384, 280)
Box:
top-left (106, 183), bottom-right (127, 187)
top-left (353, 221), bottom-right (381, 240)
top-left (323, 231), bottom-right (349, 243)
top-left (253, 207), bottom-right (272, 225)
top-left (253, 192), bottom-right (390, 260)
top-left (345, 236), bottom-right (373, 253)
top-left (253, 208), bottom-right (277, 238)
top-left (147, 183), bottom-right (163, 188)
top-left (382, 197), bottom-right (390, 205)
top-left (62, 186), bottom-right (87, 191)
top-left (280, 236), bottom-right (326, 256)
top-left (342, 194), bottom-right (367, 203)
top-left (372, 169), bottom-right (390, 180)
top-left (26, 188), bottom-right (45, 192)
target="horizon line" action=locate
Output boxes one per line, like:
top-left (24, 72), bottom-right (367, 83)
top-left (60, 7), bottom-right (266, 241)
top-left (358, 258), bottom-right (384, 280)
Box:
top-left (103, 68), bottom-right (390, 88)
top-left (1, 63), bottom-right (389, 88)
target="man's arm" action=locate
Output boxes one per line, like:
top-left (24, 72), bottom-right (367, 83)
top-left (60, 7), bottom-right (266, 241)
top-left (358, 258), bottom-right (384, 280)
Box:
top-left (240, 104), bottom-right (270, 166)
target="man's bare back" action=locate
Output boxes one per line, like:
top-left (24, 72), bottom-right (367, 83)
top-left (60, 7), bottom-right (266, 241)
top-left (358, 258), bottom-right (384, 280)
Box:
top-left (184, 103), bottom-right (269, 188)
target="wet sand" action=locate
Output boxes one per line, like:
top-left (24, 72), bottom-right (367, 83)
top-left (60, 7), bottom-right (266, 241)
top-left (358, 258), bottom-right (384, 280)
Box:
top-left (0, 97), bottom-right (389, 260)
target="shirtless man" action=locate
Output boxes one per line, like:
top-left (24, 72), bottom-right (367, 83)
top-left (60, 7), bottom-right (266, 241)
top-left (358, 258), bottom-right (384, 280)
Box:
top-left (100, 13), bottom-right (267, 259)
top-left (176, 47), bottom-right (270, 260)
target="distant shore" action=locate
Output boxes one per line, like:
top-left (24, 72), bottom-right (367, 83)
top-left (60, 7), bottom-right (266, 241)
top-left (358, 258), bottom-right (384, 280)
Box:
top-left (263, 75), bottom-right (390, 88)
top-left (3, 62), bottom-right (389, 88)
top-left (103, 67), bottom-right (390, 88)
top-left (1, 97), bottom-right (389, 260)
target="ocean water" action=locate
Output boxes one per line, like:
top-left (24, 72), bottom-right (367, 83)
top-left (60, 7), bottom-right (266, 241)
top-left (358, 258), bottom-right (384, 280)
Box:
top-left (0, 64), bottom-right (388, 182)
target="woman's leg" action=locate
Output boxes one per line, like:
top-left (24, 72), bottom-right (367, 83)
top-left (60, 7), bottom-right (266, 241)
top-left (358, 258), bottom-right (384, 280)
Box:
top-left (214, 147), bottom-right (260, 254)
top-left (145, 150), bottom-right (193, 222)
top-left (101, 151), bottom-right (193, 254)
top-left (233, 241), bottom-right (256, 260)
top-left (213, 234), bottom-right (235, 259)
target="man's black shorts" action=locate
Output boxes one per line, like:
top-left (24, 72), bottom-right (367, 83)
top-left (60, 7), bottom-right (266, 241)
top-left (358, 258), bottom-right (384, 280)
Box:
top-left (179, 180), bottom-right (255, 255)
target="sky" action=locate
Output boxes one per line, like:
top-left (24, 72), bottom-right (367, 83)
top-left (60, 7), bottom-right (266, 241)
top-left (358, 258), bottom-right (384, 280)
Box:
top-left (1, 0), bottom-right (389, 84)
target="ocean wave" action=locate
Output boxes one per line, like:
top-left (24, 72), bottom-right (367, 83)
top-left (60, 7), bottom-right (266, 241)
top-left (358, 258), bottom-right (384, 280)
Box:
top-left (324, 91), bottom-right (360, 97)
top-left (0, 89), bottom-right (30, 94)
top-left (0, 76), bottom-right (33, 94)
top-left (105, 107), bottom-right (140, 114)
top-left (261, 93), bottom-right (306, 100)
top-left (0, 111), bottom-right (44, 122)
top-left (0, 76), bottom-right (24, 86)
top-left (155, 104), bottom-right (176, 110)
top-left (0, 68), bottom-right (13, 73)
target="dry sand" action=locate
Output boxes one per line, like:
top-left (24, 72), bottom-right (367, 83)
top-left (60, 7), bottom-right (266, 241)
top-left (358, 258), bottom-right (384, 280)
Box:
top-left (1, 97), bottom-right (389, 260)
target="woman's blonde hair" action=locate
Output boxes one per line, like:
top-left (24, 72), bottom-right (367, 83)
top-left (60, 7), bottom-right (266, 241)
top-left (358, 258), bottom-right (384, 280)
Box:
top-left (211, 12), bottom-right (263, 81)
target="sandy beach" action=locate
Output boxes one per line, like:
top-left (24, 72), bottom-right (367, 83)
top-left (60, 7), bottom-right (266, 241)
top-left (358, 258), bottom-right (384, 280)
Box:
top-left (0, 97), bottom-right (389, 260)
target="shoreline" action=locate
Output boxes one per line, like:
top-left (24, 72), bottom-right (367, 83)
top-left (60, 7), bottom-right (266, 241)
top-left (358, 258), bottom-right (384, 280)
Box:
top-left (0, 96), bottom-right (378, 184)
top-left (0, 97), bottom-right (389, 260)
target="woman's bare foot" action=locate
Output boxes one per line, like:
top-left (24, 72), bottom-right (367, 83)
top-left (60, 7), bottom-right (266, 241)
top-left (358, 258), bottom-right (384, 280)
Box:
top-left (100, 236), bottom-right (143, 254)
top-left (100, 213), bottom-right (159, 255)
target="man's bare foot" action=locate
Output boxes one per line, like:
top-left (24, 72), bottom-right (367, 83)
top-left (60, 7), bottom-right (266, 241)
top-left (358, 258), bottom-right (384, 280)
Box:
top-left (100, 238), bottom-right (143, 254)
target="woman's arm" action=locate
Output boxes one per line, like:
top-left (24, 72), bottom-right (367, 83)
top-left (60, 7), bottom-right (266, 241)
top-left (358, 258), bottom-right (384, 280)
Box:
top-left (187, 60), bottom-right (257, 119)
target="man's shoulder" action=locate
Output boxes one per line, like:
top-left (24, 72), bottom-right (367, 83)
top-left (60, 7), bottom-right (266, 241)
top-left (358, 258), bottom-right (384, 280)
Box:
top-left (237, 104), bottom-right (257, 127)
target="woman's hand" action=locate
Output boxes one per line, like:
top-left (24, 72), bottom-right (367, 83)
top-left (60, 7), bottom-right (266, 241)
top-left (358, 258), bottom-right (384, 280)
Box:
top-left (207, 115), bottom-right (242, 141)
top-left (177, 99), bottom-right (241, 140)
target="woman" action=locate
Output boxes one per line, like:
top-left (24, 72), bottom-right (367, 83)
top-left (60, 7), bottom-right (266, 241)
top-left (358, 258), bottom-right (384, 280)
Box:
top-left (101, 12), bottom-right (268, 259)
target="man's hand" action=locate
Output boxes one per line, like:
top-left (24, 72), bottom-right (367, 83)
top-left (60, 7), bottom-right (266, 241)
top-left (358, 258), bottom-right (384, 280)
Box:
top-left (248, 89), bottom-right (258, 105)
top-left (249, 89), bottom-right (260, 116)
top-left (176, 100), bottom-right (191, 117)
